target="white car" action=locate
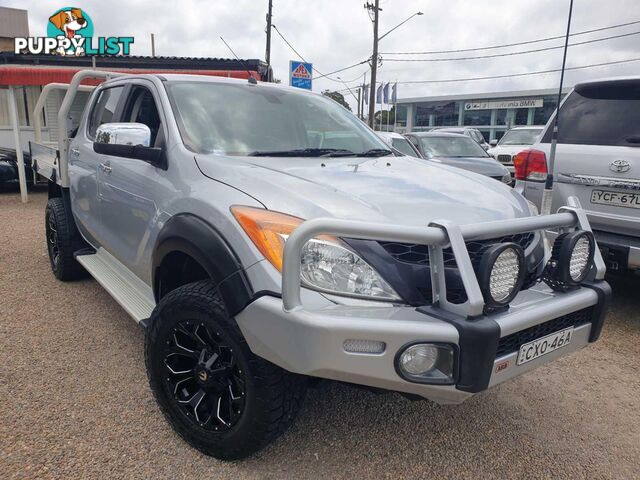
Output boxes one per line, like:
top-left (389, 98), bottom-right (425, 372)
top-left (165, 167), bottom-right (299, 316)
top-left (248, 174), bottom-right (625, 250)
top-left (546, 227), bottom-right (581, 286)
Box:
top-left (376, 131), bottom-right (422, 157)
top-left (487, 126), bottom-right (544, 174)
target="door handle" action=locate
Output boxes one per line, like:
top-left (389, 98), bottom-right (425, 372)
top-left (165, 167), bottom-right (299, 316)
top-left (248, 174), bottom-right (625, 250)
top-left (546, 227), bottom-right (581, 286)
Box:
top-left (70, 148), bottom-right (80, 157)
top-left (99, 162), bottom-right (112, 174)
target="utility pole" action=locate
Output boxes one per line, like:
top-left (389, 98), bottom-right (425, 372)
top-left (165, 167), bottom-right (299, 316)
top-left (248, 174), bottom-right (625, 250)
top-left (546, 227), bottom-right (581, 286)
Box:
top-left (365, 1), bottom-right (380, 128)
top-left (265, 0), bottom-right (273, 80)
top-left (151, 33), bottom-right (155, 57)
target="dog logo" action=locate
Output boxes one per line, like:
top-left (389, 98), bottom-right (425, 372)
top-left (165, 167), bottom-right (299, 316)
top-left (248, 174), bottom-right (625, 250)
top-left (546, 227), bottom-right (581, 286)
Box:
top-left (15, 8), bottom-right (133, 56)
top-left (47, 7), bottom-right (93, 56)
top-left (609, 159), bottom-right (631, 174)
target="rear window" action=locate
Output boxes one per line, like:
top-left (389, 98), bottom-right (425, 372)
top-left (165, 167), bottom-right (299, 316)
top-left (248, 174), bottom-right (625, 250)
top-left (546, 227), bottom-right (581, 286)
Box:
top-left (542, 81), bottom-right (640, 146)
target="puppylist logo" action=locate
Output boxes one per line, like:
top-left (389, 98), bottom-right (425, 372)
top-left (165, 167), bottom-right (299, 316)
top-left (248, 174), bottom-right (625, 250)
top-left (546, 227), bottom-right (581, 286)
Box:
top-left (14, 7), bottom-right (134, 56)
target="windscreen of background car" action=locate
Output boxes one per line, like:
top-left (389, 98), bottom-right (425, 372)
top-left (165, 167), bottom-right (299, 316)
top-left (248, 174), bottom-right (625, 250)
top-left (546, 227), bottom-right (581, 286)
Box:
top-left (541, 80), bottom-right (640, 146)
top-left (420, 136), bottom-right (489, 158)
top-left (499, 129), bottom-right (542, 146)
top-left (166, 82), bottom-right (385, 155)
top-left (391, 138), bottom-right (419, 156)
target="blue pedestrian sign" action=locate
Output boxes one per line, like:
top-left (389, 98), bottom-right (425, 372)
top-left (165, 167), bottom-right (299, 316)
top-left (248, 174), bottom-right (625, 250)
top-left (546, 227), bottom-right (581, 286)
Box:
top-left (289, 61), bottom-right (313, 90)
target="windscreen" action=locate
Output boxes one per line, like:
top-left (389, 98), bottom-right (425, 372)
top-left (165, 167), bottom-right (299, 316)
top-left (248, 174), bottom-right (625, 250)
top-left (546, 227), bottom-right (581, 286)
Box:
top-left (498, 129), bottom-right (542, 146)
top-left (420, 135), bottom-right (489, 157)
top-left (166, 81), bottom-right (386, 155)
top-left (392, 137), bottom-right (418, 156)
top-left (541, 81), bottom-right (640, 146)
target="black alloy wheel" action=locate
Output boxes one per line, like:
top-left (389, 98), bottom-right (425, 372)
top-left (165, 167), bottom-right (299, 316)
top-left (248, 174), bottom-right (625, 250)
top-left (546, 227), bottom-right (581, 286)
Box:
top-left (145, 280), bottom-right (307, 460)
top-left (163, 320), bottom-right (245, 430)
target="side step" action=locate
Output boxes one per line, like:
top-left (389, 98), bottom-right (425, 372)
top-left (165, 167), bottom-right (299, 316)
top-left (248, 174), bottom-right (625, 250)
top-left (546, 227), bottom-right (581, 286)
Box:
top-left (76, 248), bottom-right (156, 323)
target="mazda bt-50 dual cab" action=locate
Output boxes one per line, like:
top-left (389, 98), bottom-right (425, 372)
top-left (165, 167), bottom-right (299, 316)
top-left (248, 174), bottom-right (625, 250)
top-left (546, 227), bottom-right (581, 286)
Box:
top-left (30, 70), bottom-right (610, 460)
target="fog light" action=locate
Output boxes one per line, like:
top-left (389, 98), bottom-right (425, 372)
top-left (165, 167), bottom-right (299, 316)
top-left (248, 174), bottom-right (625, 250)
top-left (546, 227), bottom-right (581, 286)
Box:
top-left (395, 343), bottom-right (456, 384)
top-left (399, 344), bottom-right (438, 375)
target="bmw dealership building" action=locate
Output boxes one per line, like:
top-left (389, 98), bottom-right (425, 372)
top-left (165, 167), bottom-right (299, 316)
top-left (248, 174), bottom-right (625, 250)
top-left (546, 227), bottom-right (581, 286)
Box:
top-left (395, 87), bottom-right (570, 142)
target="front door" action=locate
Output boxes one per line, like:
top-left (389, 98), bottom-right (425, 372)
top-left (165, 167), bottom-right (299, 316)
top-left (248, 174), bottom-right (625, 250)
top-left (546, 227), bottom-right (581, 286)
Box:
top-left (97, 82), bottom-right (167, 282)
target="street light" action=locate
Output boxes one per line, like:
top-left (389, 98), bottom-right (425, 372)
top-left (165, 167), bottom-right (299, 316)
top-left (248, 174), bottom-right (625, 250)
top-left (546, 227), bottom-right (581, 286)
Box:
top-left (366, 3), bottom-right (423, 128)
top-left (379, 12), bottom-right (423, 41)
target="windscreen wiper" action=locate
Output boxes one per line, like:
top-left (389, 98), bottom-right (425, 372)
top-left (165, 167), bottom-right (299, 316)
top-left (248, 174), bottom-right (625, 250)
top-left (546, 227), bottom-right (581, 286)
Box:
top-left (249, 148), bottom-right (355, 157)
top-left (356, 148), bottom-right (394, 157)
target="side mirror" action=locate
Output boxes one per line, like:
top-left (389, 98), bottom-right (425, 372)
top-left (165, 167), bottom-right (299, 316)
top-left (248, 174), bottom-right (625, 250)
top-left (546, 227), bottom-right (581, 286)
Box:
top-left (490, 139), bottom-right (498, 147)
top-left (93, 123), bottom-right (165, 168)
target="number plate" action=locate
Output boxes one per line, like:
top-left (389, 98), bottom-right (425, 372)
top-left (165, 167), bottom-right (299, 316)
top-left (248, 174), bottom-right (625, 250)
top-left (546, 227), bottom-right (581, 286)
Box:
top-left (591, 190), bottom-right (640, 209)
top-left (517, 327), bottom-right (573, 365)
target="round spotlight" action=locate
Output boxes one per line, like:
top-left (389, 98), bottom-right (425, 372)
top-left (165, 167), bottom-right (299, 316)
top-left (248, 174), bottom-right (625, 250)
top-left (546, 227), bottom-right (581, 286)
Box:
top-left (477, 243), bottom-right (525, 308)
top-left (552, 230), bottom-right (595, 285)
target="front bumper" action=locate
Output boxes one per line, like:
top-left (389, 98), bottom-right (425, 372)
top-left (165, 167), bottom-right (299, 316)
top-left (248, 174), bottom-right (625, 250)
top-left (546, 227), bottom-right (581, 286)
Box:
top-left (236, 281), bottom-right (610, 404)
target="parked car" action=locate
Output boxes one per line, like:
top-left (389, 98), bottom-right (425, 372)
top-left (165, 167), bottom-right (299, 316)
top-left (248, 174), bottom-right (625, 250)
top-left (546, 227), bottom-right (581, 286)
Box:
top-left (404, 132), bottom-right (512, 184)
top-left (514, 76), bottom-right (640, 273)
top-left (32, 70), bottom-right (609, 460)
top-left (376, 131), bottom-right (422, 157)
top-left (0, 147), bottom-right (33, 189)
top-left (487, 126), bottom-right (544, 174)
top-left (433, 127), bottom-right (490, 150)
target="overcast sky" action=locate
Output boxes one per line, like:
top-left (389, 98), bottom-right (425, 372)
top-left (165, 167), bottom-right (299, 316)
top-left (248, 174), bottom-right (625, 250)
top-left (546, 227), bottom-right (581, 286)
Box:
top-left (8, 0), bottom-right (640, 109)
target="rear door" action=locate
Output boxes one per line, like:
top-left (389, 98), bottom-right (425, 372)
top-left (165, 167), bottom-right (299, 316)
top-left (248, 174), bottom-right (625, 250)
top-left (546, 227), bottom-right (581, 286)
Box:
top-left (546, 79), bottom-right (640, 236)
top-left (70, 84), bottom-right (126, 246)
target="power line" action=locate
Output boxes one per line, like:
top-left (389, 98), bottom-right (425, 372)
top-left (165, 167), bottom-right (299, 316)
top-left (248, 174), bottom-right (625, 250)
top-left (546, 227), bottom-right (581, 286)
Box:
top-left (380, 19), bottom-right (640, 55)
top-left (383, 30), bottom-right (640, 63)
top-left (334, 56), bottom-right (640, 91)
top-left (394, 57), bottom-right (640, 84)
top-left (271, 24), bottom-right (367, 84)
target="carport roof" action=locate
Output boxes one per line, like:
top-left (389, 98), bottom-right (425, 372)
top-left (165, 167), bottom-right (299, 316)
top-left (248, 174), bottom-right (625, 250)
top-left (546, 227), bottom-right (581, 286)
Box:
top-left (0, 53), bottom-right (270, 85)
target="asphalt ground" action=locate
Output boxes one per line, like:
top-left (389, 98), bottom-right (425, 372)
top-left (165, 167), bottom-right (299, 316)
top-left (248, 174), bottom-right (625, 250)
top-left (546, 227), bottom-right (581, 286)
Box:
top-left (1, 190), bottom-right (639, 479)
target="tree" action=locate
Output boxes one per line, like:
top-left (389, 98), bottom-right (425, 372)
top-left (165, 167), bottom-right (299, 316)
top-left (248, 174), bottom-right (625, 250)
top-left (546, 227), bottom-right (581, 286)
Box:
top-left (374, 106), bottom-right (396, 130)
top-left (321, 90), bottom-right (351, 111)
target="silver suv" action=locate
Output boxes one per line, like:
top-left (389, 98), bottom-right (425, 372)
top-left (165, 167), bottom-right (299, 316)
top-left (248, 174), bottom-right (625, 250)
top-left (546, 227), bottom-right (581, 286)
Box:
top-left (32, 70), bottom-right (610, 460)
top-left (515, 77), bottom-right (640, 273)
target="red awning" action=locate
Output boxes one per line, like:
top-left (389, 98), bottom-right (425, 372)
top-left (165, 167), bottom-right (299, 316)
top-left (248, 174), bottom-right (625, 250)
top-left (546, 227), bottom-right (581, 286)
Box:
top-left (0, 66), bottom-right (259, 86)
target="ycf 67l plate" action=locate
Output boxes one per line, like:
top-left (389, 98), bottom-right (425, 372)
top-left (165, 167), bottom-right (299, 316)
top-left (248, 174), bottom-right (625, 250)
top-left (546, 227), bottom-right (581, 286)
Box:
top-left (517, 327), bottom-right (573, 365)
top-left (591, 190), bottom-right (640, 210)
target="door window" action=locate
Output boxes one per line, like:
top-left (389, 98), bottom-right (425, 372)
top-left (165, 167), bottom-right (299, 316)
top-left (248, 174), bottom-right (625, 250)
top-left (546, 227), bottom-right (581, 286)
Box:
top-left (541, 81), bottom-right (640, 146)
top-left (88, 86), bottom-right (124, 139)
top-left (122, 87), bottom-right (162, 146)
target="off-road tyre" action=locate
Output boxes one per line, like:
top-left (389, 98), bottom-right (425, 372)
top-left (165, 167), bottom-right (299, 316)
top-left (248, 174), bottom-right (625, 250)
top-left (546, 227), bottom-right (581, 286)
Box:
top-left (145, 280), bottom-right (306, 460)
top-left (45, 197), bottom-right (88, 281)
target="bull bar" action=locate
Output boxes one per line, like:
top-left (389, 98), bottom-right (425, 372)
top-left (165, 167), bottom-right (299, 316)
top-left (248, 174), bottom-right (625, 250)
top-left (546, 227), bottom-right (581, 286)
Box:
top-left (235, 197), bottom-right (609, 404)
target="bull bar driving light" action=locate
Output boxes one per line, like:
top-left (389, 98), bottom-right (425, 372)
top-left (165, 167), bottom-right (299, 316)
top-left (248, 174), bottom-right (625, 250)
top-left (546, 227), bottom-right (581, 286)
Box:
top-left (395, 343), bottom-right (456, 384)
top-left (476, 243), bottom-right (526, 308)
top-left (543, 230), bottom-right (595, 291)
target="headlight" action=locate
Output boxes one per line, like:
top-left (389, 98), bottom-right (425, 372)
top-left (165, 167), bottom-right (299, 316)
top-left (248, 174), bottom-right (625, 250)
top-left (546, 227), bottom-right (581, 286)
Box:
top-left (476, 243), bottom-right (525, 308)
top-left (544, 230), bottom-right (595, 289)
top-left (231, 206), bottom-right (400, 301)
top-left (300, 237), bottom-right (399, 300)
top-left (501, 172), bottom-right (512, 184)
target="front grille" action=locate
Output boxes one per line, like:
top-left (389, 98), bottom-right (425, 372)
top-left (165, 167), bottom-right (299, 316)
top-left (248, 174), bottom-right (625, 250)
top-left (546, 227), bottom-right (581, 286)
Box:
top-left (380, 233), bottom-right (535, 268)
top-left (497, 154), bottom-right (513, 165)
top-left (495, 306), bottom-right (594, 358)
top-left (380, 233), bottom-right (537, 304)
